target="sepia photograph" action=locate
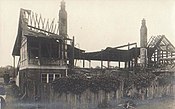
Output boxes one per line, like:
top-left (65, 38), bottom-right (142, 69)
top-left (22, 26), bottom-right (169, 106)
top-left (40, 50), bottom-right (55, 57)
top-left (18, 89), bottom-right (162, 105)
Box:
top-left (0, 0), bottom-right (175, 108)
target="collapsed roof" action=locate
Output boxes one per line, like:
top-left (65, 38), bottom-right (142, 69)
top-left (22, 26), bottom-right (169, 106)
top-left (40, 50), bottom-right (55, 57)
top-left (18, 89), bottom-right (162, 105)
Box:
top-left (12, 9), bottom-right (175, 63)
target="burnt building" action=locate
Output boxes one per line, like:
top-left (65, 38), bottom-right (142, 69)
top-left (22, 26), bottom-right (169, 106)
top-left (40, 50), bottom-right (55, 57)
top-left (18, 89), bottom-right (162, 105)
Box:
top-left (12, 0), bottom-right (71, 101)
top-left (12, 0), bottom-right (175, 102)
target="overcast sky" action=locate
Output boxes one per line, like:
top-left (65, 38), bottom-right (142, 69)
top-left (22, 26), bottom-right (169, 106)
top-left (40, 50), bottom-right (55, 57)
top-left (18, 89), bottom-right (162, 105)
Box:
top-left (0, 0), bottom-right (175, 67)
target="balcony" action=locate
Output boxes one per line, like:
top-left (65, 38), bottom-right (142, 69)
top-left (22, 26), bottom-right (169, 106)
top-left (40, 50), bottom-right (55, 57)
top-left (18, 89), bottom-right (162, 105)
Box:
top-left (29, 58), bottom-right (66, 66)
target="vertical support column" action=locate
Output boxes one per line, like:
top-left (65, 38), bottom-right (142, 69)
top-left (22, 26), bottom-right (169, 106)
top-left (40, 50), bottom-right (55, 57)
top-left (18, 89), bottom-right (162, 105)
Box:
top-left (161, 50), bottom-right (163, 64)
top-left (73, 37), bottom-right (75, 67)
top-left (39, 40), bottom-right (41, 64)
top-left (171, 52), bottom-right (173, 64)
top-left (71, 36), bottom-right (75, 69)
top-left (62, 41), bottom-right (64, 60)
top-left (135, 58), bottom-right (137, 67)
top-left (125, 61), bottom-right (127, 68)
top-left (82, 51), bottom-right (85, 68)
top-left (166, 46), bottom-right (169, 64)
top-left (157, 49), bottom-right (160, 62)
top-left (89, 60), bottom-right (91, 68)
top-left (118, 61), bottom-right (120, 68)
top-left (107, 61), bottom-right (110, 68)
top-left (171, 52), bottom-right (173, 57)
top-left (60, 40), bottom-right (64, 65)
top-left (134, 44), bottom-right (137, 67)
top-left (101, 49), bottom-right (103, 69)
top-left (64, 40), bottom-right (66, 61)
top-left (83, 60), bottom-right (85, 68)
top-left (13, 55), bottom-right (16, 79)
top-left (131, 60), bottom-right (134, 68)
top-left (128, 43), bottom-right (130, 68)
top-left (128, 61), bottom-right (130, 68)
top-left (154, 51), bottom-right (156, 66)
top-left (101, 61), bottom-right (103, 69)
top-left (106, 50), bottom-right (109, 69)
top-left (166, 46), bottom-right (168, 58)
top-left (47, 74), bottom-right (49, 83)
top-left (58, 40), bottom-right (61, 60)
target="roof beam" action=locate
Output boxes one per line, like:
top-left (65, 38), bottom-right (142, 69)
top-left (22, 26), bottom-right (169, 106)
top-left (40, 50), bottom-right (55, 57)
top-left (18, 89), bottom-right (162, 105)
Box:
top-left (114, 42), bottom-right (137, 49)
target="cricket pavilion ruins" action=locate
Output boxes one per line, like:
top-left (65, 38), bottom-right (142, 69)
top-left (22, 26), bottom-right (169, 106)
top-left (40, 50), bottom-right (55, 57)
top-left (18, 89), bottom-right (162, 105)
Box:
top-left (12, 0), bottom-right (175, 103)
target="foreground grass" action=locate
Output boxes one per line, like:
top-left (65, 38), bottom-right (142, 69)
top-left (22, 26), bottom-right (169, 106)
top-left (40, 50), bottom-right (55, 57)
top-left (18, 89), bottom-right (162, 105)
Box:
top-left (137, 97), bottom-right (175, 109)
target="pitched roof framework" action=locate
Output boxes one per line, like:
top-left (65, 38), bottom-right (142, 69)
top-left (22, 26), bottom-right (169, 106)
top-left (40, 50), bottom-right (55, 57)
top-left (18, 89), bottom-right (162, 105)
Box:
top-left (12, 9), bottom-right (67, 56)
top-left (148, 35), bottom-right (175, 53)
top-left (147, 35), bottom-right (175, 72)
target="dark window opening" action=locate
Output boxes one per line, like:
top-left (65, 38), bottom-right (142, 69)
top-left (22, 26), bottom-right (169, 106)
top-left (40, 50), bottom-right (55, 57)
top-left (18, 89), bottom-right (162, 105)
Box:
top-left (29, 38), bottom-right (39, 48)
top-left (55, 74), bottom-right (61, 80)
top-left (41, 42), bottom-right (50, 58)
top-left (30, 49), bottom-right (39, 58)
top-left (28, 37), bottom-right (62, 59)
top-left (49, 74), bottom-right (54, 82)
top-left (51, 42), bottom-right (60, 58)
top-left (41, 40), bottom-right (61, 59)
top-left (41, 74), bottom-right (47, 83)
top-left (28, 38), bottom-right (39, 59)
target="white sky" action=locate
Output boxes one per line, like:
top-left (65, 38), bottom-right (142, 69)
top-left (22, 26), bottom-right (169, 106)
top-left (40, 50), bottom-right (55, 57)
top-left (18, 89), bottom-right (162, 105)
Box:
top-left (0, 0), bottom-right (175, 67)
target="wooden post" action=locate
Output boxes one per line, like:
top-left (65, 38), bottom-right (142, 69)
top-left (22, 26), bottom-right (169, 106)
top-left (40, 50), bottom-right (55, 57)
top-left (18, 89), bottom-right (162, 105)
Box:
top-left (83, 60), bottom-right (85, 68)
top-left (157, 49), bottom-right (160, 63)
top-left (135, 57), bottom-right (137, 67)
top-left (128, 61), bottom-right (130, 68)
top-left (171, 52), bottom-right (173, 64)
top-left (107, 61), bottom-right (110, 68)
top-left (13, 55), bottom-right (15, 79)
top-left (101, 49), bottom-right (103, 69)
top-left (166, 46), bottom-right (168, 58)
top-left (131, 60), bottom-right (134, 68)
top-left (72, 36), bottom-right (75, 68)
top-left (89, 60), bottom-right (91, 68)
top-left (101, 61), bottom-right (103, 69)
top-left (125, 61), bottom-right (127, 68)
top-left (161, 50), bottom-right (163, 64)
top-left (39, 40), bottom-right (41, 64)
top-left (134, 44), bottom-right (137, 67)
top-left (166, 46), bottom-right (168, 64)
top-left (154, 51), bottom-right (156, 66)
top-left (128, 43), bottom-right (130, 68)
top-left (82, 51), bottom-right (85, 68)
top-left (119, 61), bottom-right (120, 68)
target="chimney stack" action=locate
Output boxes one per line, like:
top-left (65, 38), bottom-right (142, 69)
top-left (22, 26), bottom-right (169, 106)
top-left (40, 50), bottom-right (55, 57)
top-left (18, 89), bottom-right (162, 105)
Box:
top-left (140, 18), bottom-right (147, 48)
top-left (59, 0), bottom-right (67, 37)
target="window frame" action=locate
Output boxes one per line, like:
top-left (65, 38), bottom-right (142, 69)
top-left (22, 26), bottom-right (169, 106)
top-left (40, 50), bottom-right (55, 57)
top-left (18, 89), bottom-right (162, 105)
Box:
top-left (41, 73), bottom-right (61, 83)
